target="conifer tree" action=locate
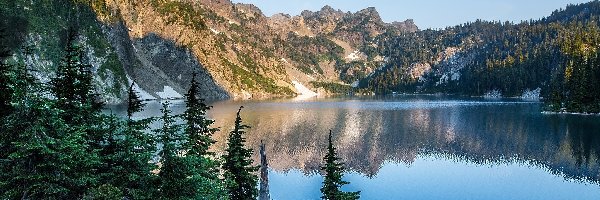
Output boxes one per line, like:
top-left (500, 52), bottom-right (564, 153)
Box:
top-left (321, 130), bottom-right (360, 200)
top-left (0, 47), bottom-right (97, 199)
top-left (0, 26), bottom-right (12, 118)
top-left (184, 72), bottom-right (218, 156)
top-left (182, 72), bottom-right (226, 198)
top-left (97, 82), bottom-right (155, 199)
top-left (223, 107), bottom-right (259, 200)
top-left (155, 101), bottom-right (199, 199)
top-left (120, 83), bottom-right (156, 198)
top-left (127, 82), bottom-right (145, 120)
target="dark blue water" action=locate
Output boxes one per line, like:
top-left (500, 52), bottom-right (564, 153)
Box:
top-left (109, 95), bottom-right (600, 199)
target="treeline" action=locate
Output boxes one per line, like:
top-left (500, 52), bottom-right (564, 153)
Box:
top-left (361, 1), bottom-right (600, 113)
top-left (0, 26), bottom-right (360, 199)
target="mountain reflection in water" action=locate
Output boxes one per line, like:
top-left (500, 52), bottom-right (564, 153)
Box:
top-left (205, 97), bottom-right (599, 185)
top-left (109, 96), bottom-right (600, 198)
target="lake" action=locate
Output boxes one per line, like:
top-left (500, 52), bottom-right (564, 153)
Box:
top-left (108, 95), bottom-right (600, 200)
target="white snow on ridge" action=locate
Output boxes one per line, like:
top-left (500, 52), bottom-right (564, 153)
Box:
top-left (292, 81), bottom-right (317, 100)
top-left (346, 50), bottom-right (361, 61)
top-left (126, 76), bottom-right (157, 100)
top-left (156, 86), bottom-right (183, 99)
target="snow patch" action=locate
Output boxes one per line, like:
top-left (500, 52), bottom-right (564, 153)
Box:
top-left (292, 81), bottom-right (317, 100)
top-left (484, 90), bottom-right (502, 99)
top-left (126, 76), bottom-right (157, 100)
top-left (521, 88), bottom-right (541, 101)
top-left (346, 50), bottom-right (361, 61)
top-left (156, 86), bottom-right (183, 99)
top-left (210, 27), bottom-right (220, 34)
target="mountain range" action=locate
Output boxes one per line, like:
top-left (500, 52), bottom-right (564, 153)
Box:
top-left (2, 0), bottom-right (600, 111)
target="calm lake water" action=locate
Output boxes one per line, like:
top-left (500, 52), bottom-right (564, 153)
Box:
top-left (107, 95), bottom-right (600, 200)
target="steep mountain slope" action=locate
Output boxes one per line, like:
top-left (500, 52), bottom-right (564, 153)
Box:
top-left (1, 0), bottom-right (418, 103)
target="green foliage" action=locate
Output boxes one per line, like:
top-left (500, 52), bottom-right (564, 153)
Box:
top-left (83, 184), bottom-right (123, 200)
top-left (127, 82), bottom-right (146, 119)
top-left (150, 0), bottom-right (206, 30)
top-left (360, 1), bottom-right (600, 113)
top-left (284, 33), bottom-right (344, 75)
top-left (51, 29), bottom-right (103, 122)
top-left (183, 72), bottom-right (227, 198)
top-left (223, 107), bottom-right (259, 200)
top-left (222, 57), bottom-right (295, 95)
top-left (546, 20), bottom-right (600, 113)
top-left (321, 130), bottom-right (360, 200)
top-left (311, 81), bottom-right (353, 94)
top-left (0, 41), bottom-right (100, 199)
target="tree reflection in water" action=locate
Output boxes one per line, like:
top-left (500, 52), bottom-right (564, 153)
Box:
top-left (206, 98), bottom-right (600, 185)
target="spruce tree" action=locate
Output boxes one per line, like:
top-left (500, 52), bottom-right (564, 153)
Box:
top-left (321, 130), bottom-right (360, 200)
top-left (184, 72), bottom-right (218, 156)
top-left (223, 106), bottom-right (259, 200)
top-left (124, 82), bottom-right (155, 196)
top-left (50, 29), bottom-right (102, 124)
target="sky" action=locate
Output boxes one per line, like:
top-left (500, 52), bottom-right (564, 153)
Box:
top-left (231, 0), bottom-right (591, 29)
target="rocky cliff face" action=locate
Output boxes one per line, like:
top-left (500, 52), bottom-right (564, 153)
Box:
top-left (2, 0), bottom-right (419, 102)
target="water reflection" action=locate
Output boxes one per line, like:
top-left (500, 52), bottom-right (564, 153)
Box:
top-left (201, 97), bottom-right (600, 185)
top-left (107, 96), bottom-right (600, 197)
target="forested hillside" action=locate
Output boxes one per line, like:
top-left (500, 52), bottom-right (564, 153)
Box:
top-left (362, 1), bottom-right (600, 113)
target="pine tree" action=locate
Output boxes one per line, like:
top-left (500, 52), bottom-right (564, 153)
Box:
top-left (223, 106), bottom-right (259, 200)
top-left (321, 130), bottom-right (360, 200)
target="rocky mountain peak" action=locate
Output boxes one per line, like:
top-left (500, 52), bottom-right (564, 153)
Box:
top-left (390, 19), bottom-right (419, 33)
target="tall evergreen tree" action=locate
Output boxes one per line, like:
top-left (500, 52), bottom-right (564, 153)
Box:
top-left (182, 72), bottom-right (226, 198)
top-left (127, 82), bottom-right (145, 120)
top-left (50, 29), bottom-right (102, 124)
top-left (155, 101), bottom-right (200, 199)
top-left (0, 26), bottom-right (12, 118)
top-left (184, 72), bottom-right (218, 156)
top-left (223, 107), bottom-right (259, 200)
top-left (0, 46), bottom-right (97, 199)
top-left (120, 84), bottom-right (157, 199)
top-left (321, 130), bottom-right (360, 200)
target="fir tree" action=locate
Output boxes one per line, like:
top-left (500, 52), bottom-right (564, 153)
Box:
top-left (109, 82), bottom-right (156, 199)
top-left (184, 72), bottom-right (218, 156)
top-left (0, 26), bottom-right (12, 118)
top-left (155, 101), bottom-right (199, 199)
top-left (182, 72), bottom-right (226, 198)
top-left (127, 82), bottom-right (145, 120)
top-left (50, 29), bottom-right (102, 124)
top-left (223, 106), bottom-right (259, 200)
top-left (321, 130), bottom-right (360, 200)
top-left (0, 49), bottom-right (97, 199)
